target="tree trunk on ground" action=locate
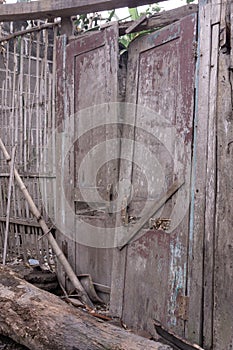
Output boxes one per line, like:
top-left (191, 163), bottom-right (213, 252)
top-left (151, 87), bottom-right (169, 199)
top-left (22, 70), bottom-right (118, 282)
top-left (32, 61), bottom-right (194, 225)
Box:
top-left (0, 266), bottom-right (171, 350)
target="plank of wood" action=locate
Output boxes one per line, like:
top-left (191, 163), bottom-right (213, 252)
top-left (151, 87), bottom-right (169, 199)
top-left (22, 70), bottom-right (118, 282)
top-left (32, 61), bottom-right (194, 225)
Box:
top-left (119, 179), bottom-right (184, 250)
top-left (119, 4), bottom-right (198, 35)
top-left (213, 1), bottom-right (233, 349)
top-left (202, 19), bottom-right (220, 350)
top-left (125, 15), bottom-right (147, 34)
top-left (0, 0), bottom-right (166, 22)
top-left (186, 3), bottom-right (211, 345)
top-left (0, 265), bottom-right (172, 350)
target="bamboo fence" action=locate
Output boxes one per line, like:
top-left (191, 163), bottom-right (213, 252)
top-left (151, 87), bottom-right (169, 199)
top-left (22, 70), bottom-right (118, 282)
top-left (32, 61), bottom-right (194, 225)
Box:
top-left (0, 22), bottom-right (58, 266)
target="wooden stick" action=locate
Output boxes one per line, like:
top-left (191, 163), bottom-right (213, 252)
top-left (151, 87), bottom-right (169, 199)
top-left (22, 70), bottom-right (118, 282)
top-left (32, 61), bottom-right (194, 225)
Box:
top-left (0, 137), bottom-right (94, 308)
top-left (119, 179), bottom-right (184, 250)
top-left (125, 15), bottom-right (147, 34)
top-left (0, 22), bottom-right (57, 43)
top-left (3, 146), bottom-right (16, 265)
top-left (154, 320), bottom-right (204, 350)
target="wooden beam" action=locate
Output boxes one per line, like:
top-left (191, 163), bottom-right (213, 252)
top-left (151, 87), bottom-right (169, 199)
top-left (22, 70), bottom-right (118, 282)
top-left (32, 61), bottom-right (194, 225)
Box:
top-left (118, 179), bottom-right (184, 250)
top-left (0, 0), bottom-right (166, 22)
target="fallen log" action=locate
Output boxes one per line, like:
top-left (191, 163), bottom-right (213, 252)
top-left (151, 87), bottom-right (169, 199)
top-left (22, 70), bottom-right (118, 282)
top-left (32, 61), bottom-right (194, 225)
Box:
top-left (0, 266), bottom-right (172, 350)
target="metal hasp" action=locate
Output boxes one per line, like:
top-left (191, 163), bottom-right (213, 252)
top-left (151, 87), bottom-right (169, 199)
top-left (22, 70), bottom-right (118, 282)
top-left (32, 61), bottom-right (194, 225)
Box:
top-left (119, 179), bottom-right (184, 250)
top-left (175, 289), bottom-right (190, 321)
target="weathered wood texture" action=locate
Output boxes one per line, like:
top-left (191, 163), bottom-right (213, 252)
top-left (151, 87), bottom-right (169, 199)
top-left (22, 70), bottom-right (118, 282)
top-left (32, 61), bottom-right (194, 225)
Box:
top-left (0, 266), bottom-right (172, 350)
top-left (111, 13), bottom-right (197, 338)
top-left (0, 0), bottom-right (166, 22)
top-left (186, 2), bottom-right (214, 346)
top-left (213, 0), bottom-right (233, 349)
top-left (188, 1), bottom-right (233, 350)
top-left (55, 24), bottom-right (120, 301)
top-left (202, 0), bottom-right (221, 347)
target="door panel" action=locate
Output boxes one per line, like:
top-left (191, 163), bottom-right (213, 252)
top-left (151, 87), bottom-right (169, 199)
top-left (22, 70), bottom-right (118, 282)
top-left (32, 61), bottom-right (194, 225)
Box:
top-left (56, 24), bottom-right (119, 299)
top-left (114, 14), bottom-right (197, 336)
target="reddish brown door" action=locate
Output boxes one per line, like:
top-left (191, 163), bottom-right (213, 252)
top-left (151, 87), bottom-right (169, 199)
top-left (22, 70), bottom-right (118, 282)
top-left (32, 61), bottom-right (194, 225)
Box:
top-left (111, 14), bottom-right (197, 337)
top-left (56, 24), bottom-right (120, 300)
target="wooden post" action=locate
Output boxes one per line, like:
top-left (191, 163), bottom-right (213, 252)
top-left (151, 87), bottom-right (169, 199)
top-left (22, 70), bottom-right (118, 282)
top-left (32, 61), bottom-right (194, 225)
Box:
top-left (0, 137), bottom-right (94, 308)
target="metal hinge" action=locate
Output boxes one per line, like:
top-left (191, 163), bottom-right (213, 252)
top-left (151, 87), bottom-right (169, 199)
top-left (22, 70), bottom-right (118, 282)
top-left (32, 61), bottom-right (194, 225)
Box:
top-left (193, 41), bottom-right (198, 59)
top-left (175, 290), bottom-right (190, 321)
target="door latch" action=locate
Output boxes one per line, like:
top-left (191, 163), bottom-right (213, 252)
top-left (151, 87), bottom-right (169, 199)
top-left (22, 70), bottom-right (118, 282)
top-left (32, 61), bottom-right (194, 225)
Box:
top-left (175, 289), bottom-right (190, 321)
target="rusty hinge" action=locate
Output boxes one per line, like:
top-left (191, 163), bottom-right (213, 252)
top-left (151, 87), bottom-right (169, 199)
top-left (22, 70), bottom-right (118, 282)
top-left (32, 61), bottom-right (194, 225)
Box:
top-left (175, 290), bottom-right (189, 321)
top-left (192, 41), bottom-right (198, 59)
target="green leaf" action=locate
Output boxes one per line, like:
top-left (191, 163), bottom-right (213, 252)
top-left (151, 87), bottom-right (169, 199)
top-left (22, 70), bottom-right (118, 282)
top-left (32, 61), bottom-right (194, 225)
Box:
top-left (119, 36), bottom-right (130, 49)
top-left (108, 10), bottom-right (115, 21)
top-left (128, 7), bottom-right (140, 21)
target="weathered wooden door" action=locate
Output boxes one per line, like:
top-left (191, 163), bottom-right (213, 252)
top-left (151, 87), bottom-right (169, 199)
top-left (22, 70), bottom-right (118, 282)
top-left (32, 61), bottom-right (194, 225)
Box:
top-left (56, 24), bottom-right (120, 300)
top-left (111, 14), bottom-right (197, 338)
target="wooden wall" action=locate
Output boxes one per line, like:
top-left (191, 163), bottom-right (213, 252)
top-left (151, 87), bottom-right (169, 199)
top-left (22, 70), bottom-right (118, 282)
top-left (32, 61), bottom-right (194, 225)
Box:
top-left (187, 0), bottom-right (233, 349)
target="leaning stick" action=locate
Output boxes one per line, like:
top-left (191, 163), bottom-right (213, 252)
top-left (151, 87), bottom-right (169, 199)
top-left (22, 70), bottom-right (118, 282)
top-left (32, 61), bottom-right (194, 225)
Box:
top-left (0, 137), bottom-right (94, 308)
top-left (119, 179), bottom-right (185, 250)
top-left (3, 146), bottom-right (16, 265)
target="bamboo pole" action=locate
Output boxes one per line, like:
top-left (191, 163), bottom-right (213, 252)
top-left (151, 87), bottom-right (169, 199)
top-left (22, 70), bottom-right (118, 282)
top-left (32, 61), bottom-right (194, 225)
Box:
top-left (3, 146), bottom-right (16, 265)
top-left (0, 137), bottom-right (94, 308)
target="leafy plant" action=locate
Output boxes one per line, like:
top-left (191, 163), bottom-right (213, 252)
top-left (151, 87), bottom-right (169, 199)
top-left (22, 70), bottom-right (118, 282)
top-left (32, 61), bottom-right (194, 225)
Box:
top-left (74, 3), bottom-right (161, 36)
top-left (73, 1), bottom-right (193, 52)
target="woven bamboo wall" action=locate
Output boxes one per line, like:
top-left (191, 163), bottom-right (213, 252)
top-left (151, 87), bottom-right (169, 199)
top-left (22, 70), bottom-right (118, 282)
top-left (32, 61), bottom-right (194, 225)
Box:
top-left (0, 22), bottom-right (58, 265)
